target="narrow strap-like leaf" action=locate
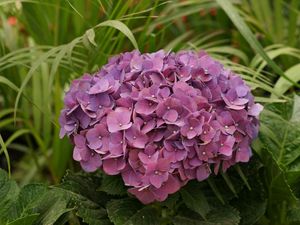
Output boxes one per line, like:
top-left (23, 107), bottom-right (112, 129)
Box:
top-left (215, 0), bottom-right (300, 88)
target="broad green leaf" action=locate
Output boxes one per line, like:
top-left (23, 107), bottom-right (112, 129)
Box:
top-left (123, 206), bottom-right (161, 225)
top-left (287, 202), bottom-right (300, 223)
top-left (253, 99), bottom-right (300, 223)
top-left (173, 206), bottom-right (240, 225)
top-left (260, 100), bottom-right (300, 169)
top-left (76, 207), bottom-right (111, 225)
top-left (160, 192), bottom-right (180, 209)
top-left (0, 169), bottom-right (20, 224)
top-left (231, 182), bottom-right (267, 225)
top-left (205, 207), bottom-right (240, 225)
top-left (55, 171), bottom-right (110, 224)
top-left (7, 184), bottom-right (47, 221)
top-left (56, 170), bottom-right (107, 205)
top-left (106, 199), bottom-right (143, 225)
top-left (98, 174), bottom-right (127, 196)
top-left (6, 214), bottom-right (39, 225)
top-left (0, 169), bottom-right (72, 225)
top-left (181, 182), bottom-right (210, 219)
top-left (33, 191), bottom-right (73, 225)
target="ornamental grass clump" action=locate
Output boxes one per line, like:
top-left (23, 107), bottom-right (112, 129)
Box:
top-left (59, 50), bottom-right (263, 204)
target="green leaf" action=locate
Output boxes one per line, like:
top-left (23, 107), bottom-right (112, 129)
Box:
top-left (33, 191), bottom-right (73, 225)
top-left (76, 207), bottom-right (111, 225)
top-left (106, 198), bottom-right (142, 225)
top-left (160, 192), bottom-right (180, 209)
top-left (173, 206), bottom-right (240, 225)
top-left (96, 20), bottom-right (139, 50)
top-left (287, 202), bottom-right (300, 222)
top-left (99, 174), bottom-right (127, 196)
top-left (221, 172), bottom-right (238, 198)
top-left (0, 169), bottom-right (72, 225)
top-left (85, 29), bottom-right (97, 47)
top-left (215, 0), bottom-right (300, 88)
top-left (0, 75), bottom-right (19, 92)
top-left (231, 181), bottom-right (267, 225)
top-left (0, 169), bottom-right (20, 224)
top-left (272, 64), bottom-right (300, 97)
top-left (181, 182), bottom-right (210, 219)
top-left (6, 214), bottom-right (39, 225)
top-left (291, 95), bottom-right (300, 123)
top-left (55, 171), bottom-right (111, 224)
top-left (123, 206), bottom-right (161, 225)
top-left (0, 135), bottom-right (11, 177)
top-left (207, 178), bottom-right (225, 204)
top-left (253, 99), bottom-right (300, 223)
top-left (260, 99), bottom-right (300, 169)
top-left (7, 184), bottom-right (47, 220)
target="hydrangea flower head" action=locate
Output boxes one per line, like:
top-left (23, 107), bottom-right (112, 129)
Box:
top-left (60, 50), bottom-right (263, 204)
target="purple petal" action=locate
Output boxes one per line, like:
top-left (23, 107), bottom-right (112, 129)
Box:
top-left (163, 110), bottom-right (178, 122)
top-left (80, 153), bottom-right (102, 172)
top-left (248, 103), bottom-right (263, 117)
top-left (196, 164), bottom-right (211, 181)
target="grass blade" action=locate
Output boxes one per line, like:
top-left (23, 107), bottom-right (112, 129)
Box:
top-left (0, 134), bottom-right (11, 177)
top-left (96, 20), bottom-right (139, 50)
top-left (215, 0), bottom-right (300, 88)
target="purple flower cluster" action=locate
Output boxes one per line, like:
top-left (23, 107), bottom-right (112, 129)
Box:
top-left (59, 50), bottom-right (263, 204)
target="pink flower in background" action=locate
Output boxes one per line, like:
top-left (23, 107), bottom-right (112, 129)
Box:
top-left (59, 50), bottom-right (263, 204)
top-left (7, 16), bottom-right (17, 26)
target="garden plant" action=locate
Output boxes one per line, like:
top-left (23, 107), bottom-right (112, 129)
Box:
top-left (0, 1), bottom-right (300, 225)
